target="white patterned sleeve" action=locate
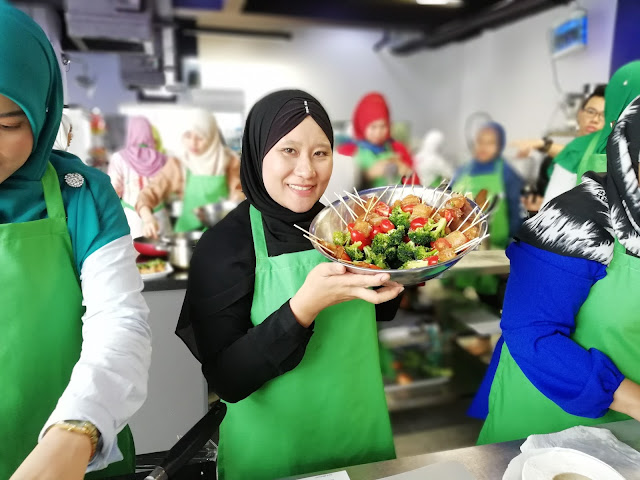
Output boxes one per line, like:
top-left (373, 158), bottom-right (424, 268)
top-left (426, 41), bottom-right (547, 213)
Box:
top-left (39, 235), bottom-right (152, 472)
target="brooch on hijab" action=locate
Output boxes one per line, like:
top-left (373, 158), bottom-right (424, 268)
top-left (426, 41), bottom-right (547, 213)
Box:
top-left (64, 173), bottom-right (85, 188)
top-left (304, 100), bottom-right (309, 114)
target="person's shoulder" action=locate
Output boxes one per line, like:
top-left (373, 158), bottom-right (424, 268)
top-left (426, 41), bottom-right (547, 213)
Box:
top-left (51, 152), bottom-right (114, 193)
top-left (516, 178), bottom-right (613, 264)
top-left (554, 134), bottom-right (596, 172)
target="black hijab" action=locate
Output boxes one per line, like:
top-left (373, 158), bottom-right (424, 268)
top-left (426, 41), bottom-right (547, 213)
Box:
top-left (517, 95), bottom-right (640, 264)
top-left (241, 89), bottom-right (334, 256)
top-left (177, 90), bottom-right (334, 356)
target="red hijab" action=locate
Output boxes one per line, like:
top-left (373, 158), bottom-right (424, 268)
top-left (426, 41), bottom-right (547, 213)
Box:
top-left (352, 92), bottom-right (390, 141)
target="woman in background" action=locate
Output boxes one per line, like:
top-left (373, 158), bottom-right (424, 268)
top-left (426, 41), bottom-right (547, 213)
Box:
top-left (542, 61), bottom-right (640, 204)
top-left (108, 116), bottom-right (170, 238)
top-left (452, 122), bottom-right (524, 250)
top-left (137, 109), bottom-right (242, 236)
top-left (340, 92), bottom-right (413, 188)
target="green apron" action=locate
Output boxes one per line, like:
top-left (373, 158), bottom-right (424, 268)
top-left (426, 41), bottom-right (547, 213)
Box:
top-left (355, 145), bottom-right (401, 188)
top-left (120, 199), bottom-right (165, 213)
top-left (450, 160), bottom-right (510, 295)
top-left (0, 163), bottom-right (135, 479)
top-left (575, 131), bottom-right (607, 183)
top-left (478, 240), bottom-right (638, 445)
top-left (216, 206), bottom-right (395, 480)
top-left (174, 172), bottom-right (228, 233)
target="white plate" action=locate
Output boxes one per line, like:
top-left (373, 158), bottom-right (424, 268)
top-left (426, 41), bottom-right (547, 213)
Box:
top-left (504, 448), bottom-right (626, 480)
top-left (139, 262), bottom-right (174, 281)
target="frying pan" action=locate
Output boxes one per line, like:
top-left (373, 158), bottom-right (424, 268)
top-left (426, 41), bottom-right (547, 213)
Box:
top-left (134, 237), bottom-right (169, 257)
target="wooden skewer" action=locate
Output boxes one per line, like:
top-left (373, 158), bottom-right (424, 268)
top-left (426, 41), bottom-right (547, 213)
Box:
top-left (365, 185), bottom-right (390, 219)
top-left (461, 213), bottom-right (489, 233)
top-left (322, 195), bottom-right (349, 228)
top-left (334, 193), bottom-right (357, 220)
top-left (389, 183), bottom-right (399, 205)
top-left (428, 180), bottom-right (451, 219)
top-left (455, 206), bottom-right (479, 232)
top-left (447, 218), bottom-right (455, 228)
top-left (344, 191), bottom-right (365, 209)
top-left (353, 187), bottom-right (367, 207)
top-left (425, 178), bottom-right (447, 204)
top-left (455, 234), bottom-right (490, 253)
top-left (303, 235), bottom-right (335, 256)
top-left (294, 223), bottom-right (324, 242)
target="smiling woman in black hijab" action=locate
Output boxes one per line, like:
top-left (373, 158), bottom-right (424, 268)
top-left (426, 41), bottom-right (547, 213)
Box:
top-left (177, 89), bottom-right (404, 480)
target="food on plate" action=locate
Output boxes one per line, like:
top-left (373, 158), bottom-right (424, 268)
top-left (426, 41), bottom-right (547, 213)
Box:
top-left (321, 192), bottom-right (484, 270)
top-left (136, 258), bottom-right (167, 275)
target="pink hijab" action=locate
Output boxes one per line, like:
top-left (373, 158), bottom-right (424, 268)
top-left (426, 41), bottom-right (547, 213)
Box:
top-left (119, 116), bottom-right (167, 177)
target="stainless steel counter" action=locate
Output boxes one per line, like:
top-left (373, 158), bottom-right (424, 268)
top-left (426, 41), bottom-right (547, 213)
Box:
top-left (286, 420), bottom-right (640, 480)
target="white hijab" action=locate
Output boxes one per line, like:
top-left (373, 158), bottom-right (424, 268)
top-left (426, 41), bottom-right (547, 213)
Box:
top-left (180, 109), bottom-right (228, 176)
top-left (415, 129), bottom-right (454, 186)
top-left (53, 113), bottom-right (72, 151)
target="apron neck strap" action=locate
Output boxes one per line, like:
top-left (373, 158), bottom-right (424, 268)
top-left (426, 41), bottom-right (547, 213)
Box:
top-left (249, 205), bottom-right (268, 261)
top-left (582, 131), bottom-right (601, 163)
top-left (42, 163), bottom-right (66, 220)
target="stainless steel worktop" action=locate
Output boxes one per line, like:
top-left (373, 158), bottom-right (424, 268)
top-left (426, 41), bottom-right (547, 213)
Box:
top-left (287, 420), bottom-right (640, 480)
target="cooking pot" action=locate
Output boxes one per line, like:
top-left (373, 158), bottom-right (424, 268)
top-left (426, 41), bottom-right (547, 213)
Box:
top-left (195, 200), bottom-right (240, 229)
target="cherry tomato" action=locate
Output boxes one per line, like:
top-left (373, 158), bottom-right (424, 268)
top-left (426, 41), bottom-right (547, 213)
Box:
top-left (401, 204), bottom-right (414, 213)
top-left (403, 235), bottom-right (410, 243)
top-left (370, 226), bottom-right (381, 239)
top-left (428, 255), bottom-right (439, 266)
top-left (347, 222), bottom-right (355, 233)
top-left (443, 209), bottom-right (454, 223)
top-left (374, 202), bottom-right (391, 217)
top-left (410, 217), bottom-right (427, 231)
top-left (350, 229), bottom-right (369, 247)
top-left (379, 219), bottom-right (395, 233)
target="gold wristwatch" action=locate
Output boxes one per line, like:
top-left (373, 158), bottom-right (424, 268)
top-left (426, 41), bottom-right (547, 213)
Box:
top-left (49, 420), bottom-right (101, 460)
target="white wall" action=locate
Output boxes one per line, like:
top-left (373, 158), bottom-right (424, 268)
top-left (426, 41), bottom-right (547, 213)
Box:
top-left (197, 0), bottom-right (617, 167)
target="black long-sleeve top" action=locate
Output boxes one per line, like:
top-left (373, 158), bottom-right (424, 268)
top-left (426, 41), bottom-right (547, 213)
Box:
top-left (178, 202), bottom-right (401, 403)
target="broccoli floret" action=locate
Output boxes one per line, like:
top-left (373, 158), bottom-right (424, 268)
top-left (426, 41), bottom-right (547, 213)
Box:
top-left (431, 217), bottom-right (447, 239)
top-left (363, 246), bottom-right (389, 269)
top-left (414, 245), bottom-right (429, 260)
top-left (400, 259), bottom-right (430, 270)
top-left (345, 242), bottom-right (364, 261)
top-left (387, 226), bottom-right (406, 247)
top-left (408, 226), bottom-right (434, 246)
top-left (332, 230), bottom-right (350, 246)
top-left (413, 245), bottom-right (438, 261)
top-left (389, 206), bottom-right (411, 230)
top-left (397, 241), bottom-right (416, 264)
top-left (385, 246), bottom-right (399, 268)
top-left (371, 233), bottom-right (391, 254)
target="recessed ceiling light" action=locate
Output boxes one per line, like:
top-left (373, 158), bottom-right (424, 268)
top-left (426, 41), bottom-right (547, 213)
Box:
top-left (416, 0), bottom-right (463, 6)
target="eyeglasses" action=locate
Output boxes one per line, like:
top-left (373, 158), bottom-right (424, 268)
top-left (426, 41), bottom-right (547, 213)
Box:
top-left (582, 107), bottom-right (605, 121)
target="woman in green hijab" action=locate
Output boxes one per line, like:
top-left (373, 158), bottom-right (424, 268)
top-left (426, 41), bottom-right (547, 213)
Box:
top-left (543, 61), bottom-right (640, 205)
top-left (0, 3), bottom-right (151, 479)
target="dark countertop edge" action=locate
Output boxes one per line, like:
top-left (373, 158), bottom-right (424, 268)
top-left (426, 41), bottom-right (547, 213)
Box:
top-left (142, 273), bottom-right (188, 292)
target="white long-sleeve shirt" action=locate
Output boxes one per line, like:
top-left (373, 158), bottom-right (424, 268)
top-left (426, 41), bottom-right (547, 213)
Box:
top-left (39, 235), bottom-right (152, 472)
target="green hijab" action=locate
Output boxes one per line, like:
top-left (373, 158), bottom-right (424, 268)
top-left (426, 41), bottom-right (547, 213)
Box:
top-left (0, 0), bottom-right (65, 221)
top-left (595, 60), bottom-right (640, 153)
